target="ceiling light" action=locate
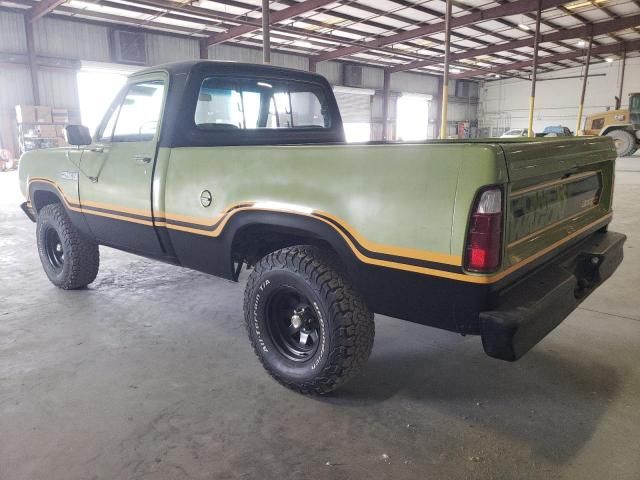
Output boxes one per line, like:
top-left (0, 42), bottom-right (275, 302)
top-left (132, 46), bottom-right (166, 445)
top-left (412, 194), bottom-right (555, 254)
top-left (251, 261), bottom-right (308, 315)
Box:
top-left (577, 40), bottom-right (586, 47)
top-left (450, 68), bottom-right (461, 74)
top-left (293, 40), bottom-right (313, 49)
top-left (518, 23), bottom-right (530, 31)
top-left (605, 57), bottom-right (614, 62)
top-left (494, 74), bottom-right (501, 79)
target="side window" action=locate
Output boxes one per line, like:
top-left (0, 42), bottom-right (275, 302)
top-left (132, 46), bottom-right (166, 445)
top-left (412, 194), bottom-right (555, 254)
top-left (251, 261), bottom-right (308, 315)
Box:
top-left (111, 80), bottom-right (165, 142)
top-left (591, 118), bottom-right (605, 130)
top-left (194, 77), bottom-right (330, 130)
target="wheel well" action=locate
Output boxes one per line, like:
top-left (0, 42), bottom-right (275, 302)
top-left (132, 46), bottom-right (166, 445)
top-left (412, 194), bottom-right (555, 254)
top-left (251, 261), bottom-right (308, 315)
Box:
top-left (32, 190), bottom-right (61, 212)
top-left (602, 126), bottom-right (634, 136)
top-left (231, 223), bottom-right (340, 269)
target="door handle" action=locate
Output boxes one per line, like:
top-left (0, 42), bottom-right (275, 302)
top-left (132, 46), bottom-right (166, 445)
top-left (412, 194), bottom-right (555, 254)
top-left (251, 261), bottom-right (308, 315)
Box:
top-left (133, 155), bottom-right (152, 164)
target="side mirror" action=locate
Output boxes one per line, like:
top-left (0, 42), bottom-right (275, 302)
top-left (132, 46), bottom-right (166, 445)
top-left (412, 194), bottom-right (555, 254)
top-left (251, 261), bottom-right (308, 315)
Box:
top-left (64, 125), bottom-right (92, 146)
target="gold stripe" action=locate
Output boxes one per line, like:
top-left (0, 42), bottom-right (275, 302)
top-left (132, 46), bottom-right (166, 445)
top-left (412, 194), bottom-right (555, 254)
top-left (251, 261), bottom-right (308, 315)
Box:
top-left (27, 177), bottom-right (612, 284)
top-left (510, 171), bottom-right (598, 198)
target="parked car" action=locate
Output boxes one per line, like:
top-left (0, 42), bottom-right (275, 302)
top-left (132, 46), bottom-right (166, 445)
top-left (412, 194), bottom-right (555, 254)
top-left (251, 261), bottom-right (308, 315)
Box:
top-left (500, 128), bottom-right (529, 137)
top-left (540, 126), bottom-right (573, 137)
top-left (18, 61), bottom-right (625, 394)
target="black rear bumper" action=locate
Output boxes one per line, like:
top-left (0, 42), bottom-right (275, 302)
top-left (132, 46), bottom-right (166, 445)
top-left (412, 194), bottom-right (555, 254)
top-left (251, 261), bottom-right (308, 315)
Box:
top-left (480, 230), bottom-right (626, 361)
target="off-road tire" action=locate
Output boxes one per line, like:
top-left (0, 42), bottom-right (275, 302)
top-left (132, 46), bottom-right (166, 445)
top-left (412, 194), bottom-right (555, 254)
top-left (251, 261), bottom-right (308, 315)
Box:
top-left (606, 129), bottom-right (636, 157)
top-left (243, 245), bottom-right (374, 395)
top-left (36, 203), bottom-right (99, 289)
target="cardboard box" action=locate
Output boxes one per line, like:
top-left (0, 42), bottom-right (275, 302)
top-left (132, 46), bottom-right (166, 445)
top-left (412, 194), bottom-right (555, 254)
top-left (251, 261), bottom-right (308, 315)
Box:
top-left (52, 108), bottom-right (69, 124)
top-left (36, 106), bottom-right (52, 124)
top-left (52, 115), bottom-right (69, 124)
top-left (38, 124), bottom-right (57, 138)
top-left (15, 105), bottom-right (37, 124)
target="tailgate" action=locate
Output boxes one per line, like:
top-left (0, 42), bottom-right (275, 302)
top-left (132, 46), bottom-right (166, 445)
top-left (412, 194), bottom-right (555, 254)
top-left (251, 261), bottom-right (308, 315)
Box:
top-left (499, 136), bottom-right (616, 270)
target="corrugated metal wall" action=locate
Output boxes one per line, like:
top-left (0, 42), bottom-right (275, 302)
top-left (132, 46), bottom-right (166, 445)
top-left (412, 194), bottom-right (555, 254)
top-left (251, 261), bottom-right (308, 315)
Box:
top-left (0, 10), bottom-right (27, 53)
top-left (207, 44), bottom-right (309, 71)
top-left (0, 8), bottom-right (480, 154)
top-left (147, 33), bottom-right (199, 65)
top-left (34, 17), bottom-right (110, 61)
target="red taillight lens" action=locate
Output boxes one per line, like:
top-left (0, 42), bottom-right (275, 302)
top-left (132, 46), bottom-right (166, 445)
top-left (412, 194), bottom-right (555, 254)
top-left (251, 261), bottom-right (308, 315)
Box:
top-left (465, 188), bottom-right (502, 273)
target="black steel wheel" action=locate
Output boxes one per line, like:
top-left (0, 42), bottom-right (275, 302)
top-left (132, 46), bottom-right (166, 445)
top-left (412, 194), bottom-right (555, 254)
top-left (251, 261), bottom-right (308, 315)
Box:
top-left (266, 286), bottom-right (321, 362)
top-left (43, 226), bottom-right (65, 271)
top-left (244, 245), bottom-right (375, 395)
top-left (36, 203), bottom-right (99, 289)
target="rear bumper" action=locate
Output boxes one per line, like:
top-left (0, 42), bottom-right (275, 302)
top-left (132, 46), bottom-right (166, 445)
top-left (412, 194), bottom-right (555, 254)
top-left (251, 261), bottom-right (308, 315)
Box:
top-left (480, 230), bottom-right (626, 361)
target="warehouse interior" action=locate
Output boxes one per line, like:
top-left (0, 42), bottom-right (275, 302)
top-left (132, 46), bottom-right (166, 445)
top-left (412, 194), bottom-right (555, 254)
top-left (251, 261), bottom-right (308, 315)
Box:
top-left (0, 0), bottom-right (639, 478)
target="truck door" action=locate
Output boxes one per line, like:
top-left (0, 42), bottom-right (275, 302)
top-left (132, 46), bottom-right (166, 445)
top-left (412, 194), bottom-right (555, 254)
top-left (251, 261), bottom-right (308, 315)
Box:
top-left (78, 74), bottom-right (166, 256)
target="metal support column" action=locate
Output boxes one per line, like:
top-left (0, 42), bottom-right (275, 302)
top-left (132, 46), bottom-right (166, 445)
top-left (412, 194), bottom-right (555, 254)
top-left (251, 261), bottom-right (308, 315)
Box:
top-left (439, 0), bottom-right (452, 139)
top-left (616, 49), bottom-right (627, 109)
top-left (308, 59), bottom-right (317, 73)
top-left (576, 36), bottom-right (593, 134)
top-left (527, 0), bottom-right (542, 138)
top-left (24, 17), bottom-right (40, 105)
top-left (199, 39), bottom-right (209, 59)
top-left (262, 0), bottom-right (271, 64)
top-left (382, 70), bottom-right (391, 141)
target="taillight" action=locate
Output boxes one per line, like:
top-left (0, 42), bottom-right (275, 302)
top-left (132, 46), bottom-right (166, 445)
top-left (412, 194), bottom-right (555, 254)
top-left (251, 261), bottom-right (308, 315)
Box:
top-left (465, 187), bottom-right (503, 273)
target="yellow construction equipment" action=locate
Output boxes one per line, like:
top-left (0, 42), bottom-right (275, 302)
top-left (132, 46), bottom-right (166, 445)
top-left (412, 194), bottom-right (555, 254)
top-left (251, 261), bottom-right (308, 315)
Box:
top-left (579, 92), bottom-right (640, 157)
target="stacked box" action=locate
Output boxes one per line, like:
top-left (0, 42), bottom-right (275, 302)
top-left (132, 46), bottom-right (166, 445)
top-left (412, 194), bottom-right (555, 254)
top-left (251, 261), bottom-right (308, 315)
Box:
top-left (15, 105), bottom-right (37, 123)
top-left (36, 106), bottom-right (52, 123)
top-left (52, 108), bottom-right (69, 124)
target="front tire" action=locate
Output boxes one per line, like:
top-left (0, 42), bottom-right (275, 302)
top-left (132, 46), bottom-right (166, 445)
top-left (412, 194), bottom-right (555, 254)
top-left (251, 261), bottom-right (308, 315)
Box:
top-left (36, 203), bottom-right (99, 289)
top-left (606, 129), bottom-right (636, 157)
top-left (243, 245), bottom-right (374, 395)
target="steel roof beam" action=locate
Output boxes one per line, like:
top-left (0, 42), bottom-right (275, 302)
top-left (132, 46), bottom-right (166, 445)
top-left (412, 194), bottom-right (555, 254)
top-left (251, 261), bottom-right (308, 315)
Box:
top-left (452, 38), bottom-right (640, 80)
top-left (390, 14), bottom-right (640, 73)
top-left (312, 0), bottom-right (575, 63)
top-left (29, 0), bottom-right (65, 21)
top-left (207, 0), bottom-right (337, 46)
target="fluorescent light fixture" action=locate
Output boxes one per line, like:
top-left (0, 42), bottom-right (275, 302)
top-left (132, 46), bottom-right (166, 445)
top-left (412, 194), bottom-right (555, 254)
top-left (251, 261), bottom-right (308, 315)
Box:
top-left (577, 40), bottom-right (586, 47)
top-left (450, 68), bottom-right (461, 74)
top-left (257, 81), bottom-right (272, 88)
top-left (494, 74), bottom-right (501, 78)
top-left (605, 57), bottom-right (614, 62)
top-left (566, 0), bottom-right (607, 9)
top-left (518, 23), bottom-right (530, 31)
top-left (293, 40), bottom-right (313, 49)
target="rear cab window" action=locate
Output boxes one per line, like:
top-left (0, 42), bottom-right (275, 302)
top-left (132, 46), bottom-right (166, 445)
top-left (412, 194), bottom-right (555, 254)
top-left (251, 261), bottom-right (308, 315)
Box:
top-left (194, 77), bottom-right (330, 131)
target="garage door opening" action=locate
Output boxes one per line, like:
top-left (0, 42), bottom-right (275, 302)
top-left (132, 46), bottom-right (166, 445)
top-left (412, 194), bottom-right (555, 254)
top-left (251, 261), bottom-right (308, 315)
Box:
top-left (334, 86), bottom-right (373, 143)
top-left (77, 63), bottom-right (140, 135)
top-left (397, 94), bottom-right (430, 141)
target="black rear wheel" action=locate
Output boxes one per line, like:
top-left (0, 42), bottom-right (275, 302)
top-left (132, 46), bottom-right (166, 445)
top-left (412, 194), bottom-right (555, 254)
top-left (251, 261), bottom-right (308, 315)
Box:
top-left (244, 245), bottom-right (374, 395)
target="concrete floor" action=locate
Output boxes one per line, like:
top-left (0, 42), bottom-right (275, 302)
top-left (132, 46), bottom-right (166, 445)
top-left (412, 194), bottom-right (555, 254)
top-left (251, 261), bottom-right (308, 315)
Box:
top-left (1, 157), bottom-right (639, 480)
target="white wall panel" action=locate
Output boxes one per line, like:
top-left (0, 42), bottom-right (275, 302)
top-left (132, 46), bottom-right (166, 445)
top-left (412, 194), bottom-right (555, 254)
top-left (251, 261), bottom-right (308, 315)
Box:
top-left (479, 57), bottom-right (640, 133)
top-left (391, 72), bottom-right (439, 95)
top-left (33, 17), bottom-right (110, 61)
top-left (316, 61), bottom-right (341, 84)
top-left (0, 10), bottom-right (27, 54)
top-left (146, 33), bottom-right (199, 65)
top-left (37, 68), bottom-right (80, 113)
top-left (0, 66), bottom-right (33, 108)
top-left (207, 44), bottom-right (308, 70)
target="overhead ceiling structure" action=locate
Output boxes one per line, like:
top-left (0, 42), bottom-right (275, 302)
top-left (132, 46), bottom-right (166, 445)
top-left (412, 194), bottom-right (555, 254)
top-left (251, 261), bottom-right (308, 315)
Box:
top-left (2, 0), bottom-right (639, 80)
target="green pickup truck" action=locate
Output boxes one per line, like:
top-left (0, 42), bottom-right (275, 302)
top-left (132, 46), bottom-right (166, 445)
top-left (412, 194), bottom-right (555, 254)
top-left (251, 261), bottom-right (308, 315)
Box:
top-left (19, 61), bottom-right (625, 395)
